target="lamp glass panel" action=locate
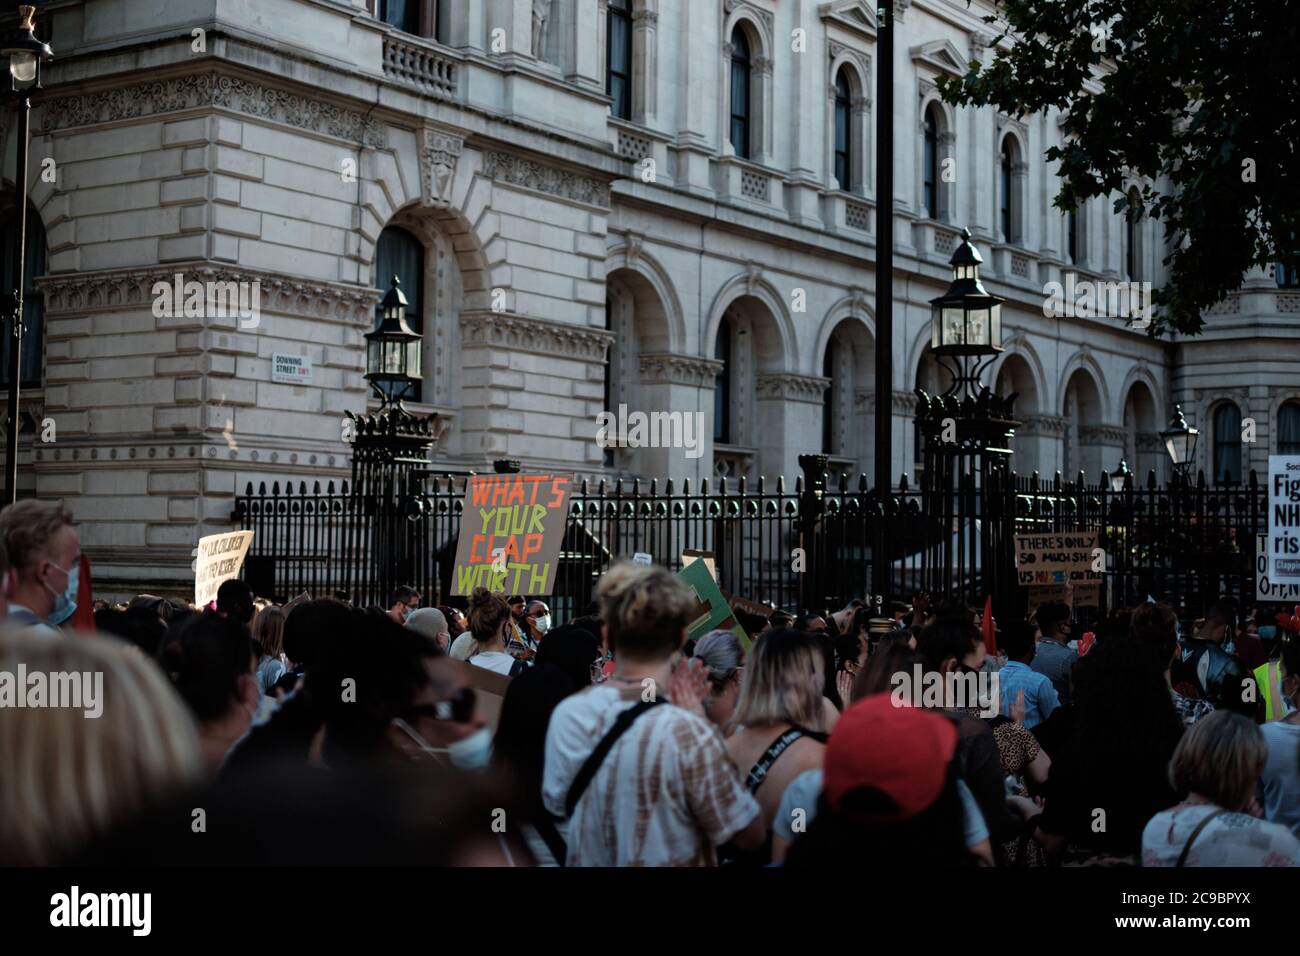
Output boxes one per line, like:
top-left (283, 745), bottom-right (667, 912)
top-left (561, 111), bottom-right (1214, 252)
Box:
top-left (990, 302), bottom-right (1002, 348)
top-left (1165, 433), bottom-right (1187, 464)
top-left (942, 307), bottom-right (965, 346)
top-left (966, 307), bottom-right (990, 346)
top-left (406, 339), bottom-right (422, 378)
top-left (931, 304), bottom-right (941, 348)
top-left (10, 52), bottom-right (36, 83)
top-left (367, 338), bottom-right (381, 376)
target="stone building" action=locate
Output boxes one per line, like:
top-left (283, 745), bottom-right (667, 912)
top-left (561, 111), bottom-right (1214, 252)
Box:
top-left (0, 0), bottom-right (1295, 595)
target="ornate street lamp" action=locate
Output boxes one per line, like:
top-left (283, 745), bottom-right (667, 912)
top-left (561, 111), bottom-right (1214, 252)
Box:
top-left (1160, 405), bottom-right (1199, 481)
top-left (2, 5), bottom-right (53, 506)
top-left (364, 275), bottom-right (422, 407)
top-left (928, 228), bottom-right (1005, 397)
top-left (1109, 458), bottom-right (1133, 492)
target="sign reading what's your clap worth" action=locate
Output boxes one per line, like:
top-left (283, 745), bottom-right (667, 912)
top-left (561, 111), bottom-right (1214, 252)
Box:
top-left (1268, 456), bottom-right (1300, 585)
top-left (452, 474), bottom-right (572, 596)
top-left (1014, 531), bottom-right (1101, 586)
top-left (194, 531), bottom-right (254, 607)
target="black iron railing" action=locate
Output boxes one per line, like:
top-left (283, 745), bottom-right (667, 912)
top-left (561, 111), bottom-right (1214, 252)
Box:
top-left (231, 461), bottom-right (1266, 625)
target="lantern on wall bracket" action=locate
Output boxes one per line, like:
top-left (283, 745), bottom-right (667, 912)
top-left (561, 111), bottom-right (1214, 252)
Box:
top-left (928, 228), bottom-right (1005, 398)
top-left (1160, 405), bottom-right (1199, 482)
top-left (365, 275), bottom-right (422, 408)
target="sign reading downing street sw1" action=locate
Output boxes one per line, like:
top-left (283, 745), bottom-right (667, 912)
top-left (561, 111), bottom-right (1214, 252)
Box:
top-left (1268, 456), bottom-right (1300, 584)
top-left (271, 353), bottom-right (313, 385)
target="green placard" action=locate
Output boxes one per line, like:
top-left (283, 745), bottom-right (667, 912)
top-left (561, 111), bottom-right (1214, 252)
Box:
top-left (676, 559), bottom-right (751, 650)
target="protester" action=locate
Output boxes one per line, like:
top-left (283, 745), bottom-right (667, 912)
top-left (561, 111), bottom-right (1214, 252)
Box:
top-left (997, 620), bottom-right (1060, 729)
top-left (722, 629), bottom-right (828, 863)
top-left (795, 611), bottom-right (829, 633)
top-left (782, 694), bottom-right (992, 867)
top-left (506, 594), bottom-right (539, 657)
top-left (438, 604), bottom-right (468, 640)
top-left (526, 600), bottom-right (552, 638)
top-left (532, 622), bottom-right (601, 692)
top-left (157, 612), bottom-right (262, 774)
top-left (94, 603), bottom-right (170, 658)
top-left (0, 500), bottom-right (80, 636)
top-left (492, 664), bottom-right (576, 865)
top-left (1143, 711), bottom-right (1300, 866)
top-left (251, 605), bottom-right (287, 695)
top-left (465, 587), bottom-right (527, 676)
top-left (693, 628), bottom-right (746, 730)
top-left (764, 608), bottom-right (795, 632)
top-left (1174, 601), bottom-right (1251, 715)
top-left (406, 606), bottom-right (451, 652)
top-left (1131, 601), bottom-right (1213, 727)
top-left (1030, 602), bottom-right (1076, 706)
top-left (216, 579), bottom-right (256, 632)
top-left (1027, 636), bottom-right (1184, 864)
top-left (828, 598), bottom-right (865, 635)
top-left (1258, 638), bottom-right (1300, 837)
top-left (0, 629), bottom-right (205, 865)
top-left (386, 585), bottom-right (421, 624)
top-left (542, 561), bottom-right (764, 866)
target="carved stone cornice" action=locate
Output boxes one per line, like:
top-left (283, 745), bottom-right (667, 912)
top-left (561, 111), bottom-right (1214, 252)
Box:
top-left (36, 264), bottom-right (379, 324)
top-left (482, 150), bottom-right (610, 208)
top-left (421, 126), bottom-right (463, 207)
top-left (755, 373), bottom-right (830, 402)
top-left (1080, 424), bottom-right (1130, 446)
top-left (638, 352), bottom-right (723, 387)
top-left (1021, 413), bottom-right (1069, 436)
top-left (723, 0), bottom-right (774, 34)
top-left (40, 72), bottom-right (387, 147)
top-left (459, 311), bottom-right (614, 362)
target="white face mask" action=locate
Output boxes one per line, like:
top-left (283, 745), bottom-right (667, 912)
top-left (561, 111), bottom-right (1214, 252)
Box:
top-left (535, 615), bottom-right (551, 635)
top-left (392, 718), bottom-right (493, 771)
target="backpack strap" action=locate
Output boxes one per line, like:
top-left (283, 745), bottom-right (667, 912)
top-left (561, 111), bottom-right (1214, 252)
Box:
top-left (508, 657), bottom-right (527, 677)
top-left (564, 699), bottom-right (662, 819)
top-left (1176, 807), bottom-right (1227, 867)
top-left (533, 813), bottom-right (567, 867)
top-left (744, 726), bottom-right (826, 794)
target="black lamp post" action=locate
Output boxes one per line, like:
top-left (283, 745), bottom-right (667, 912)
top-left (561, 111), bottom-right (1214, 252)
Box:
top-left (2, 5), bottom-right (52, 506)
top-left (914, 227), bottom-right (1018, 618)
top-left (364, 275), bottom-right (422, 408)
top-left (1160, 405), bottom-right (1199, 483)
top-left (1108, 458), bottom-right (1132, 492)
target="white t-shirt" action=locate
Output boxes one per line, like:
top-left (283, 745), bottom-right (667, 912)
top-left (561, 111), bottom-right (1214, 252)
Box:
top-left (1142, 803), bottom-right (1300, 867)
top-left (543, 683), bottom-right (760, 867)
top-left (468, 650), bottom-right (516, 676)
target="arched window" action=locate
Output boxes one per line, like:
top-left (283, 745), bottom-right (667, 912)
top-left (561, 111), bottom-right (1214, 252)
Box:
top-left (834, 69), bottom-right (852, 191)
top-left (822, 343), bottom-right (836, 454)
top-left (1067, 207), bottom-right (1078, 263)
top-left (999, 138), bottom-right (1015, 242)
top-left (729, 27), bottom-right (752, 160)
top-left (607, 0), bottom-right (633, 120)
top-left (377, 0), bottom-right (419, 35)
top-left (1125, 189), bottom-right (1141, 280)
top-left (374, 226), bottom-right (424, 402)
top-left (923, 107), bottom-right (939, 219)
top-left (713, 318), bottom-right (732, 444)
top-left (0, 209), bottom-right (47, 388)
top-left (603, 296), bottom-right (615, 466)
top-left (1280, 402), bottom-right (1300, 456)
top-left (1213, 402), bottom-right (1242, 483)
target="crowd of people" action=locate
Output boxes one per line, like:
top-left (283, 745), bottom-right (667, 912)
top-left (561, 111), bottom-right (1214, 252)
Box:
top-left (4, 497), bottom-right (1300, 867)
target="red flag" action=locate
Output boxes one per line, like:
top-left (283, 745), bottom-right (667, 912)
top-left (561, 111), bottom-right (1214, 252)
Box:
top-left (69, 553), bottom-right (95, 634)
top-left (982, 594), bottom-right (996, 655)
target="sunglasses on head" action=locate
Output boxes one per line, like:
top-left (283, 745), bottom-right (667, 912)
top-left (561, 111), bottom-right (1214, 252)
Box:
top-left (407, 687), bottom-right (476, 724)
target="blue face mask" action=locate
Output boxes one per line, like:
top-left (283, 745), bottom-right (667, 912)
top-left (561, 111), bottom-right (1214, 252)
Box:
top-left (45, 561), bottom-right (79, 626)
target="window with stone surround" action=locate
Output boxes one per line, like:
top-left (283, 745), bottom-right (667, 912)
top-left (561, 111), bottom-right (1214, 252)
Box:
top-left (0, 208), bottom-right (46, 389)
top-left (374, 226), bottom-right (424, 404)
top-left (714, 316), bottom-right (733, 444)
top-left (1280, 402), bottom-right (1300, 455)
top-left (834, 69), bottom-right (852, 191)
top-left (1125, 188), bottom-right (1143, 281)
top-left (999, 133), bottom-right (1024, 245)
top-left (729, 25), bottom-right (753, 159)
top-left (607, 0), bottom-right (633, 119)
top-left (373, 0), bottom-right (448, 44)
top-left (1212, 401), bottom-right (1242, 484)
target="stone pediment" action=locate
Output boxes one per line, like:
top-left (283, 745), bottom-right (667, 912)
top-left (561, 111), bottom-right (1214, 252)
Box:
top-left (910, 39), bottom-right (970, 77)
top-left (818, 0), bottom-right (877, 40)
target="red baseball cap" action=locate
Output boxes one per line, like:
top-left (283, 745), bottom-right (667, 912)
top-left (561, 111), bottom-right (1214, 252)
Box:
top-left (823, 693), bottom-right (959, 821)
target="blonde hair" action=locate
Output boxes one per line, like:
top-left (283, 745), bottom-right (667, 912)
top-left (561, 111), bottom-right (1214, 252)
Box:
top-left (467, 587), bottom-right (511, 646)
top-left (0, 629), bottom-right (204, 864)
top-left (730, 629), bottom-right (825, 732)
top-left (252, 605), bottom-right (286, 659)
top-left (1167, 709), bottom-right (1267, 812)
top-left (0, 499), bottom-right (73, 573)
top-left (595, 561), bottom-right (696, 660)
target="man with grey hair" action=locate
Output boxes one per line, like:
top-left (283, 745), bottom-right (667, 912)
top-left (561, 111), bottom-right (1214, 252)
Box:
top-left (0, 500), bottom-right (80, 637)
top-left (405, 606), bottom-right (450, 652)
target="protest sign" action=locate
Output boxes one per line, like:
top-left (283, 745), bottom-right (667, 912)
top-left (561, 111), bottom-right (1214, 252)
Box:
top-left (632, 552), bottom-right (653, 565)
top-left (681, 549), bottom-right (717, 582)
top-left (451, 474), bottom-right (571, 596)
top-left (1014, 531), bottom-right (1100, 586)
top-left (194, 531), bottom-right (254, 607)
top-left (677, 559), bottom-right (750, 650)
top-left (1268, 456), bottom-right (1300, 584)
top-left (1257, 532), bottom-right (1300, 602)
top-left (443, 658), bottom-right (511, 732)
top-left (1026, 580), bottom-right (1101, 616)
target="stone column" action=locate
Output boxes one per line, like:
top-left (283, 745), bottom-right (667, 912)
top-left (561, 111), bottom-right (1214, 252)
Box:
top-left (636, 352), bottom-right (722, 483)
top-left (755, 373), bottom-right (831, 482)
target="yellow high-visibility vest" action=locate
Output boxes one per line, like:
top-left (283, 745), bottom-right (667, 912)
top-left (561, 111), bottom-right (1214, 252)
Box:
top-left (1256, 661), bottom-right (1285, 722)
